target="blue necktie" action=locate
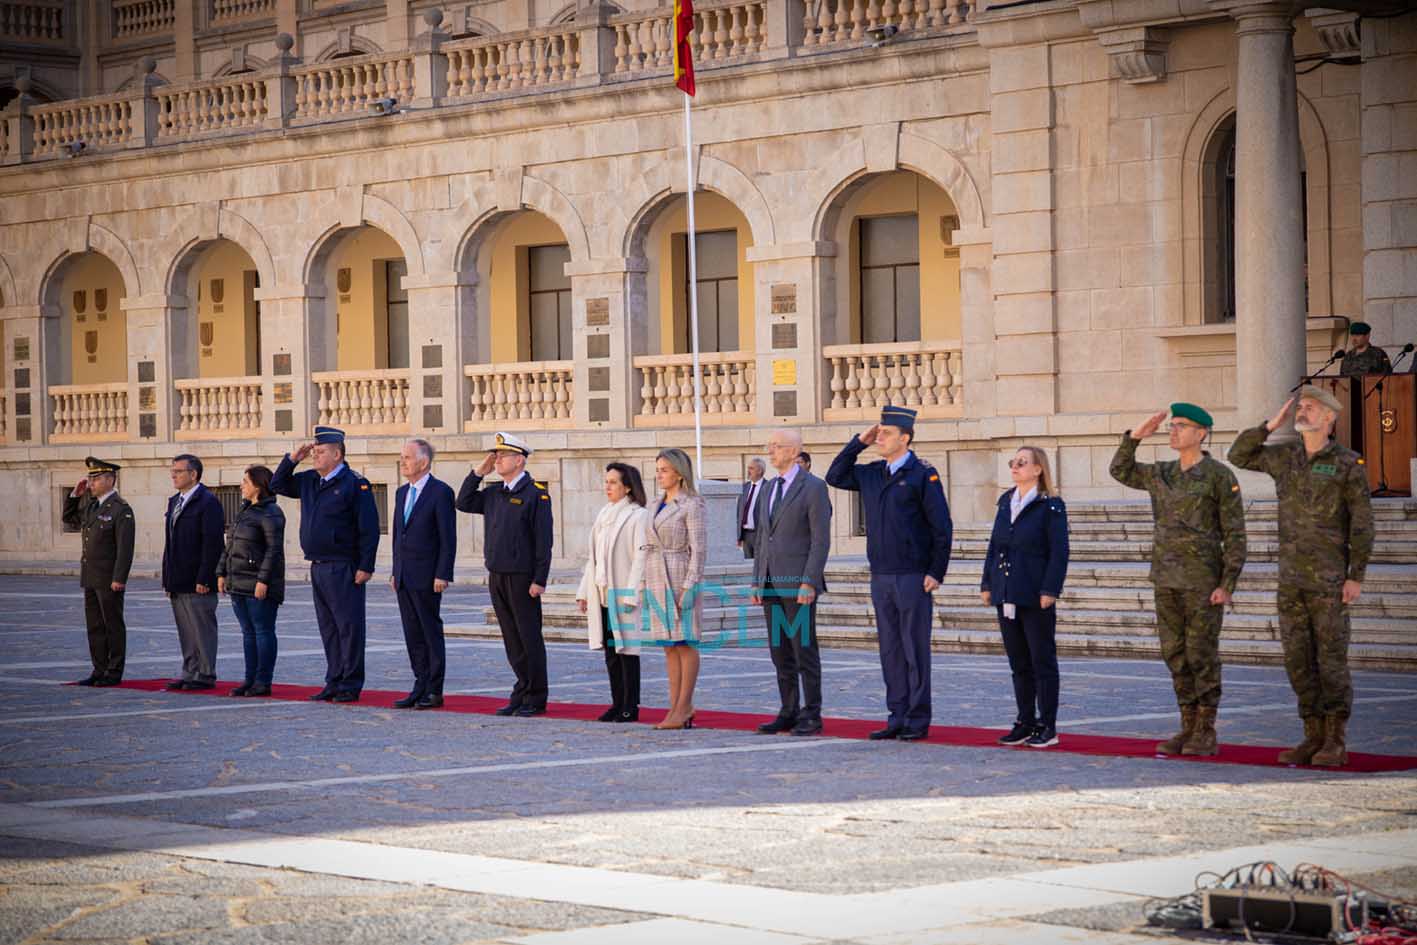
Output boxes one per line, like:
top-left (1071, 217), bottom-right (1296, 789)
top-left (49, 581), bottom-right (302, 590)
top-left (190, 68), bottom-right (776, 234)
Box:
top-left (769, 477), bottom-right (785, 526)
top-left (404, 486), bottom-right (416, 525)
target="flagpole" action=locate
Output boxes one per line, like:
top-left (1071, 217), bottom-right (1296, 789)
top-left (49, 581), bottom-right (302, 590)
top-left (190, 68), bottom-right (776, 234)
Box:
top-left (683, 92), bottom-right (704, 480)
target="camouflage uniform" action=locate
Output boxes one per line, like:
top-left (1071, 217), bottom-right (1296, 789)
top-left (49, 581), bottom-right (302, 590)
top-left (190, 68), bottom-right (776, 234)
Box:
top-left (1339, 345), bottom-right (1391, 377)
top-left (1110, 435), bottom-right (1246, 709)
top-left (1228, 424), bottom-right (1374, 720)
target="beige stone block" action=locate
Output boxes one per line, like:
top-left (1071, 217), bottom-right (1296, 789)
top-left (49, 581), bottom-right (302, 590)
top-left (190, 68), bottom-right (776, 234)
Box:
top-left (995, 334), bottom-right (1057, 376)
top-left (1168, 22), bottom-right (1234, 72)
top-left (1049, 40), bottom-right (1085, 87)
top-left (992, 89), bottom-right (1053, 134)
top-left (1056, 290), bottom-right (1092, 332)
top-left (1054, 207), bottom-right (1088, 247)
top-left (1057, 328), bottom-right (1117, 371)
top-left (1117, 74), bottom-right (1189, 120)
top-left (990, 45), bottom-right (1052, 94)
top-left (1056, 443), bottom-right (1094, 491)
top-left (1108, 118), bottom-right (1152, 164)
top-left (1365, 249), bottom-right (1414, 298)
top-left (1091, 286), bottom-right (1154, 330)
top-left (1183, 66), bottom-right (1230, 113)
top-left (993, 292), bottom-right (1054, 334)
top-left (1153, 282), bottom-right (1184, 327)
top-left (1055, 248), bottom-right (1119, 293)
top-left (993, 130), bottom-right (1052, 174)
top-left (993, 211), bottom-right (1053, 255)
top-left (992, 170), bottom-right (1053, 214)
top-left (1120, 242), bottom-right (1182, 287)
top-left (1088, 204), bottom-right (1152, 246)
top-left (1362, 104), bottom-right (1393, 155)
top-left (1150, 113), bottom-right (1193, 160)
top-left (1329, 140), bottom-right (1362, 187)
top-left (1118, 159), bottom-right (1182, 204)
top-left (1121, 328), bottom-right (1164, 368)
top-left (996, 375), bottom-right (1057, 416)
top-left (1014, 415), bottom-right (1048, 437)
top-left (1315, 95), bottom-right (1361, 144)
top-left (1392, 104), bottom-right (1417, 151)
top-left (1362, 54), bottom-right (1417, 107)
top-left (1364, 153), bottom-right (1400, 202)
top-left (992, 253), bottom-right (1055, 295)
top-left (1334, 272), bottom-right (1363, 317)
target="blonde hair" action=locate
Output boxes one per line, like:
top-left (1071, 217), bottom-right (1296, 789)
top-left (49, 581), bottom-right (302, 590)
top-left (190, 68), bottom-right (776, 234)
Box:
top-left (657, 448), bottom-right (698, 496)
top-left (1016, 445), bottom-right (1055, 496)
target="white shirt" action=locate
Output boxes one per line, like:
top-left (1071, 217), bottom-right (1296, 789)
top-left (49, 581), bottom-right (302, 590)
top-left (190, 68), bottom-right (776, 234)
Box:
top-left (767, 464), bottom-right (800, 519)
top-left (1009, 485), bottom-right (1038, 523)
top-left (503, 471), bottom-right (526, 492)
top-left (93, 489), bottom-right (117, 505)
top-left (321, 462), bottom-right (347, 483)
top-left (172, 483), bottom-right (200, 519)
top-left (742, 478), bottom-right (763, 530)
top-left (404, 472), bottom-right (430, 515)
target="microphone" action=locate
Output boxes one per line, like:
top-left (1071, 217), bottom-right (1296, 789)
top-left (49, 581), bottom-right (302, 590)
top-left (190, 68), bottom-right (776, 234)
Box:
top-left (1326, 349), bottom-right (1345, 364)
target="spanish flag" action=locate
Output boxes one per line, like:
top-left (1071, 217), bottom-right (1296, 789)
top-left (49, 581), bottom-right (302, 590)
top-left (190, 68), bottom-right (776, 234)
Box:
top-left (673, 0), bottom-right (696, 95)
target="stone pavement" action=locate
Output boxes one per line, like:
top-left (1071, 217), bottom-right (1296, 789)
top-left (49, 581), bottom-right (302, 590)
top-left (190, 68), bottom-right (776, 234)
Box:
top-left (1, 573), bottom-right (1415, 944)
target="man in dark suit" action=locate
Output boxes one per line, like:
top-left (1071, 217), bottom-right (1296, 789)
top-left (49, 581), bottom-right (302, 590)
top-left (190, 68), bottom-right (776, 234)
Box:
top-left (391, 438), bottom-right (457, 710)
top-left (737, 458), bottom-right (766, 559)
top-left (752, 430), bottom-right (832, 736)
top-left (162, 454), bottom-right (226, 691)
top-left (63, 457), bottom-right (135, 687)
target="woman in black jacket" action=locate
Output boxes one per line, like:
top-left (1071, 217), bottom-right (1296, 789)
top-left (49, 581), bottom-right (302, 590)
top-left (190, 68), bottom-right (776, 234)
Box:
top-left (216, 465), bottom-right (286, 696)
top-left (981, 446), bottom-right (1070, 748)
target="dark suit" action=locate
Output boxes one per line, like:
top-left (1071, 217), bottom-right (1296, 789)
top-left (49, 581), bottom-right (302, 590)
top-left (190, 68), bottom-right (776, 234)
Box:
top-left (752, 470), bottom-right (832, 723)
top-left (63, 491), bottom-right (135, 681)
top-left (737, 478), bottom-right (765, 559)
top-left (162, 484), bottom-right (226, 685)
top-left (392, 475), bottom-right (457, 698)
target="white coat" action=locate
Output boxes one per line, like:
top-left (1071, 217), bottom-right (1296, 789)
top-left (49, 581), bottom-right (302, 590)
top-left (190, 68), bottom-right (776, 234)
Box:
top-left (576, 499), bottom-right (651, 654)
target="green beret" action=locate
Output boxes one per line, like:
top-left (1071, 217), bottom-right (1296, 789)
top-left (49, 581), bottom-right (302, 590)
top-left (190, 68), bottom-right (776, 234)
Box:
top-left (1349, 321), bottom-right (1372, 335)
top-left (1169, 402), bottom-right (1213, 428)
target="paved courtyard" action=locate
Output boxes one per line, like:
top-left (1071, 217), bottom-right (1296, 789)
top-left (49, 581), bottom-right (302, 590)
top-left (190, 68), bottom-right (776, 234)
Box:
top-left (1, 573), bottom-right (1415, 944)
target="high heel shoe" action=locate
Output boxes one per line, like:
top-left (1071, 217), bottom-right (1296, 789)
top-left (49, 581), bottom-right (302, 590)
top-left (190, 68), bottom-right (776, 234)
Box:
top-left (684, 714), bottom-right (695, 730)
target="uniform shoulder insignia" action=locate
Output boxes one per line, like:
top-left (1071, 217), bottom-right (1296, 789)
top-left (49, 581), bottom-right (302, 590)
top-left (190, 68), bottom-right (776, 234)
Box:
top-left (358, 482), bottom-right (370, 490)
top-left (928, 474), bottom-right (939, 482)
top-left (1231, 483), bottom-right (1241, 492)
top-left (1356, 456), bottom-right (1366, 465)
top-left (534, 480), bottom-right (548, 490)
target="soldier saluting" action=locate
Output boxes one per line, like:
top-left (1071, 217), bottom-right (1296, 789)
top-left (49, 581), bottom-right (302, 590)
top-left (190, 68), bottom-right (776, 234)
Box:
top-left (1229, 386), bottom-right (1374, 767)
top-left (1110, 403), bottom-right (1246, 757)
top-left (63, 457), bottom-right (135, 687)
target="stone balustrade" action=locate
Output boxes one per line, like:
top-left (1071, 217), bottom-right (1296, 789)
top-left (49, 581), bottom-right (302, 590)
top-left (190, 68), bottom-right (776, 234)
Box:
top-left (293, 53), bottom-right (415, 119)
top-left (209, 0), bottom-right (270, 24)
top-left (49, 383), bottom-right (129, 442)
top-left (611, 0), bottom-right (767, 77)
top-left (156, 75), bottom-right (268, 139)
top-left (464, 361), bottom-right (575, 429)
top-left (445, 28), bottom-right (582, 99)
top-left (111, 0), bottom-right (172, 37)
top-left (174, 377), bottom-right (263, 438)
top-left (634, 352), bottom-right (756, 426)
top-left (312, 370), bottom-right (410, 433)
top-left (32, 94), bottom-right (133, 156)
top-left (823, 341), bottom-right (963, 420)
top-left (1, 0), bottom-right (65, 43)
top-left (801, 0), bottom-right (968, 47)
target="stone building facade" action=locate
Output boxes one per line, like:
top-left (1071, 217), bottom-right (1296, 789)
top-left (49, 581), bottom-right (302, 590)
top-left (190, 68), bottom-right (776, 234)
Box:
top-left (0, 0), bottom-right (1414, 571)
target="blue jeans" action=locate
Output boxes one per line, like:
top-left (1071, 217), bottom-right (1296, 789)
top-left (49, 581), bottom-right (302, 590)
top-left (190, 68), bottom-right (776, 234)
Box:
top-left (231, 594), bottom-right (280, 686)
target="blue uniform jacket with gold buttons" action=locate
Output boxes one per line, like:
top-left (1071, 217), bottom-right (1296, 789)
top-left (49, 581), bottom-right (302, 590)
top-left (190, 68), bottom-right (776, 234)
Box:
top-left (825, 436), bottom-right (953, 581)
top-left (271, 456), bottom-right (381, 572)
top-left (456, 471), bottom-right (554, 586)
top-left (981, 489), bottom-right (1070, 608)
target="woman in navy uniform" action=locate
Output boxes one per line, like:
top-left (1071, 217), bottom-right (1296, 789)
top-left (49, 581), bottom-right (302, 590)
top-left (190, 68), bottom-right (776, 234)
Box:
top-left (981, 446), bottom-right (1070, 748)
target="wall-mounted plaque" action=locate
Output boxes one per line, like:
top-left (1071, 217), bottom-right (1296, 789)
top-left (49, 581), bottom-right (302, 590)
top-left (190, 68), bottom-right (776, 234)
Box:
top-left (138, 361), bottom-right (155, 383)
top-left (773, 390), bottom-right (797, 417)
top-left (210, 278), bottom-right (224, 304)
top-left (14, 392), bottom-right (30, 416)
top-left (770, 284), bottom-right (796, 315)
top-left (15, 417), bottom-right (30, 441)
top-left (273, 353), bottom-right (291, 376)
top-left (94, 288), bottom-right (107, 312)
top-left (138, 386), bottom-right (156, 410)
top-left (275, 409), bottom-right (293, 433)
top-left (422, 344), bottom-right (443, 369)
top-left (337, 268), bottom-right (352, 293)
top-left (273, 383), bottom-right (293, 404)
top-left (587, 334), bottom-right (610, 359)
top-left (13, 368), bottom-right (29, 389)
top-left (772, 359), bottom-right (797, 386)
top-left (423, 374), bottom-right (442, 398)
top-left (139, 414), bottom-right (156, 438)
top-left (771, 322), bottom-right (797, 349)
top-left (589, 398), bottom-right (609, 423)
top-left (13, 337), bottom-right (29, 362)
top-left (423, 405), bottom-right (443, 428)
top-left (85, 330), bottom-right (98, 363)
top-left (585, 297), bottom-right (610, 327)
top-left (588, 367), bottom-right (610, 392)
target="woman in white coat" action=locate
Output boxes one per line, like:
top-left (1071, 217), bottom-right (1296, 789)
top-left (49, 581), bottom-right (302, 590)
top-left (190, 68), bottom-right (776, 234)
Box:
top-left (577, 462), bottom-right (651, 722)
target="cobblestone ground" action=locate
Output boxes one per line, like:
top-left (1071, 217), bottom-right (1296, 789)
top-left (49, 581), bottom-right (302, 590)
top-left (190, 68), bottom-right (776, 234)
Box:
top-left (1, 574), bottom-right (1414, 944)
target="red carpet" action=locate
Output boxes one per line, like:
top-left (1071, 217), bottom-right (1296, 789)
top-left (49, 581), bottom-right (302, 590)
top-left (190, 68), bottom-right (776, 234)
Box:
top-left (102, 679), bottom-right (1417, 774)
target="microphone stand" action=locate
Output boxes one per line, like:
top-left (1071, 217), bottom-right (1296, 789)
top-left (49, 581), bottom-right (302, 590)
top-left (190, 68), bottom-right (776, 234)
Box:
top-left (1288, 350), bottom-right (1346, 393)
top-left (1362, 356), bottom-right (1407, 497)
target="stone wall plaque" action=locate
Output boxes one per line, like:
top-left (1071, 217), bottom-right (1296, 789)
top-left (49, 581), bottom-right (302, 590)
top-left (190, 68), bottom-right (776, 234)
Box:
top-left (771, 284), bottom-right (797, 315)
top-left (273, 353), bottom-right (291, 376)
top-left (14, 392), bottom-right (30, 416)
top-left (273, 383), bottom-right (293, 404)
top-left (423, 405), bottom-right (443, 428)
top-left (13, 368), bottom-right (29, 389)
top-left (771, 322), bottom-right (797, 349)
top-left (275, 409), bottom-right (293, 433)
top-left (138, 386), bottom-right (156, 410)
top-left (587, 334), bottom-right (610, 359)
top-left (139, 414), bottom-right (156, 438)
top-left (422, 344), bottom-right (443, 369)
top-left (13, 337), bottom-right (29, 362)
top-left (773, 390), bottom-right (797, 417)
top-left (589, 398), bottom-right (609, 423)
top-left (15, 418), bottom-right (30, 441)
top-left (585, 297), bottom-right (610, 327)
top-left (588, 366), bottom-right (610, 392)
top-left (138, 361), bottom-right (155, 383)
top-left (771, 359), bottom-right (797, 386)
top-left (423, 374), bottom-right (442, 398)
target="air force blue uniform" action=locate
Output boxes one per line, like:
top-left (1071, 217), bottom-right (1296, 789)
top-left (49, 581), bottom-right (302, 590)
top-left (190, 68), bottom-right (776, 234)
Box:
top-left (271, 429), bottom-right (380, 697)
top-left (826, 410), bottom-right (953, 736)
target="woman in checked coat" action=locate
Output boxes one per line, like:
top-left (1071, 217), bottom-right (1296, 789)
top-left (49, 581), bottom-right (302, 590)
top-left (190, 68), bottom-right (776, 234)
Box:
top-left (643, 447), bottom-right (707, 730)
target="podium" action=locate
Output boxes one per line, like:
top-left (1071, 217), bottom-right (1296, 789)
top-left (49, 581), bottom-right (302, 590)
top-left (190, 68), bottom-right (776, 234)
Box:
top-left (1361, 373), bottom-right (1417, 496)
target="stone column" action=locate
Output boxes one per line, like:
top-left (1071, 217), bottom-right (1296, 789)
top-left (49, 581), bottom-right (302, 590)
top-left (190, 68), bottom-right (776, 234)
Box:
top-left (566, 257), bottom-right (647, 431)
top-left (1227, 2), bottom-right (1306, 426)
top-left (253, 286), bottom-right (314, 438)
top-left (955, 225), bottom-right (996, 419)
top-left (744, 242), bottom-right (829, 425)
top-left (174, 0), bottom-right (198, 81)
top-left (0, 306), bottom-right (56, 445)
top-left (401, 273), bottom-right (467, 436)
top-left (121, 294), bottom-right (180, 443)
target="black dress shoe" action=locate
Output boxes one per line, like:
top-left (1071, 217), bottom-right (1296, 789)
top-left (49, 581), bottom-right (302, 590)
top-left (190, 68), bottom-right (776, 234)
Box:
top-left (898, 729), bottom-right (929, 742)
top-left (229, 684), bottom-right (252, 697)
top-left (246, 684), bottom-right (271, 697)
top-left (165, 679), bottom-right (189, 691)
top-left (597, 706), bottom-right (620, 722)
top-left (513, 704), bottom-right (546, 717)
top-left (93, 677), bottom-right (121, 687)
top-left (790, 719), bottom-right (824, 736)
top-left (415, 694), bottom-right (444, 710)
top-left (76, 675), bottom-right (98, 687)
top-left (615, 708), bottom-right (639, 723)
top-left (186, 681), bottom-right (216, 691)
top-left (393, 692), bottom-right (421, 709)
top-left (756, 717), bottom-right (796, 735)
top-left (494, 703), bottom-right (521, 716)
top-left (869, 726), bottom-right (903, 741)
top-left (309, 688), bottom-right (336, 701)
top-left (332, 691), bottom-right (359, 703)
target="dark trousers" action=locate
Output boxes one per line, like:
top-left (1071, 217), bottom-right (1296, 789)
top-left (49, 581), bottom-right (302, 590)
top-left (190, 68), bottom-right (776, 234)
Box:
top-left (231, 594), bottom-right (279, 686)
top-left (601, 606), bottom-right (641, 710)
top-left (310, 561), bottom-right (366, 694)
top-left (489, 571), bottom-right (548, 708)
top-left (83, 586), bottom-right (126, 680)
top-left (397, 583), bottom-right (446, 697)
top-left (997, 604), bottom-right (1059, 727)
top-left (761, 577), bottom-right (822, 721)
top-left (870, 572), bottom-right (933, 733)
top-left (741, 528), bottom-right (757, 559)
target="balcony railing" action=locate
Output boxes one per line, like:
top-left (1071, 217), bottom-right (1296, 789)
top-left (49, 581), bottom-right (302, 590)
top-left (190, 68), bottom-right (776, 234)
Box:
top-left (156, 75), bottom-right (269, 139)
top-left (802, 0), bottom-right (969, 48)
top-left (634, 351), bottom-right (756, 426)
top-left (175, 376), bottom-right (263, 437)
top-left (313, 369), bottom-right (410, 433)
top-left (610, 0), bottom-right (767, 77)
top-left (209, 0), bottom-right (271, 25)
top-left (1, 0), bottom-right (66, 44)
top-left (464, 361), bottom-right (575, 430)
top-left (31, 93), bottom-right (133, 157)
top-left (445, 28), bottom-right (582, 99)
top-left (112, 0), bottom-right (172, 37)
top-left (823, 340), bottom-right (963, 420)
top-left (293, 53), bottom-right (415, 120)
top-left (49, 382), bottom-right (129, 442)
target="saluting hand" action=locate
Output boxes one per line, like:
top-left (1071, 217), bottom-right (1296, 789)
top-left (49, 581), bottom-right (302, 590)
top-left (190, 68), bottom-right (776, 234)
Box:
top-left (1131, 411), bottom-right (1168, 441)
top-left (290, 441), bottom-right (314, 463)
top-left (1266, 396), bottom-right (1297, 433)
top-left (354, 570), bottom-right (372, 585)
top-left (475, 452), bottom-right (497, 477)
top-left (73, 478), bottom-right (90, 497)
top-left (858, 424), bottom-right (880, 447)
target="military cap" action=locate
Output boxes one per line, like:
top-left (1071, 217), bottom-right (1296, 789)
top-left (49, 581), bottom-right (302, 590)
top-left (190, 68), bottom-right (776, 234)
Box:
top-left (490, 431), bottom-right (532, 457)
top-left (1298, 383), bottom-right (1344, 413)
top-left (84, 456), bottom-right (120, 476)
top-left (1169, 402), bottom-right (1214, 428)
top-left (1349, 321), bottom-right (1372, 336)
top-left (313, 425), bottom-right (345, 445)
top-left (880, 405), bottom-right (917, 433)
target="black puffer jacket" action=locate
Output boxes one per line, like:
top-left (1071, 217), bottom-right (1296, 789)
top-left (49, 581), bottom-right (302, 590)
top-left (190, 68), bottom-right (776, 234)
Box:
top-left (216, 496), bottom-right (286, 604)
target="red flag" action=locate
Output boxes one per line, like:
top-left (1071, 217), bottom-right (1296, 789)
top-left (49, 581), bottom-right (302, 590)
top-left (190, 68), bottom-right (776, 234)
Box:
top-left (673, 0), bottom-right (695, 95)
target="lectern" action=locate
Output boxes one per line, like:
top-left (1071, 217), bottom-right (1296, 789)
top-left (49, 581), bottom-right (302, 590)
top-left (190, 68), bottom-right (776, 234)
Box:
top-left (1361, 373), bottom-right (1416, 496)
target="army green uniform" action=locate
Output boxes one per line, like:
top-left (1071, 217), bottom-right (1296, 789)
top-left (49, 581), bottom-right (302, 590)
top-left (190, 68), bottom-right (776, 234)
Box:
top-left (1228, 424), bottom-right (1374, 720)
top-left (1339, 345), bottom-right (1391, 377)
top-left (1110, 436), bottom-right (1247, 708)
top-left (62, 491), bottom-right (135, 681)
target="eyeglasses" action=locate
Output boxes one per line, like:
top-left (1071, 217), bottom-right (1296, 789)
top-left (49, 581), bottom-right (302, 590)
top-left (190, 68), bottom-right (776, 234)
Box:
top-left (1167, 423), bottom-right (1201, 432)
top-left (1007, 459), bottom-right (1035, 469)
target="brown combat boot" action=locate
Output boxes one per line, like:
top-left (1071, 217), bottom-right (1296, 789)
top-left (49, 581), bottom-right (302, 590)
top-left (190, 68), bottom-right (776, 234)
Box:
top-left (1311, 715), bottom-right (1348, 767)
top-left (1182, 705), bottom-right (1218, 756)
top-left (1156, 705), bottom-right (1196, 755)
top-left (1277, 716), bottom-right (1325, 765)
